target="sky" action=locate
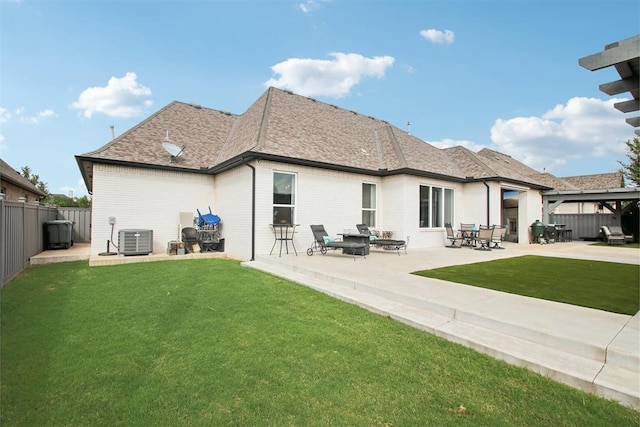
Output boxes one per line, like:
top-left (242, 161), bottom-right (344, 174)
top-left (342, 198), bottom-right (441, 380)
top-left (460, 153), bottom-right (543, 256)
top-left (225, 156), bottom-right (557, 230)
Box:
top-left (1, 0), bottom-right (638, 198)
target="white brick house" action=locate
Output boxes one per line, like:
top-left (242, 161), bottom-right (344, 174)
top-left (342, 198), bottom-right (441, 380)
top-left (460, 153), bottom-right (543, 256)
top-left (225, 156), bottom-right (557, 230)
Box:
top-left (77, 87), bottom-right (602, 261)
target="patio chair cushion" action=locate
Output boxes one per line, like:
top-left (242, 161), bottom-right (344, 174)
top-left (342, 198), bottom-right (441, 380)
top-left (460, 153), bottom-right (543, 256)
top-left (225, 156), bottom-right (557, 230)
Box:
top-left (322, 235), bottom-right (338, 244)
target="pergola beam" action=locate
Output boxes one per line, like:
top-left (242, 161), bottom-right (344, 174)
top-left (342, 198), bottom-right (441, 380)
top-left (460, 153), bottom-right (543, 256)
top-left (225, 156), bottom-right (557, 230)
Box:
top-left (615, 98), bottom-right (640, 113)
top-left (579, 35), bottom-right (640, 71)
top-left (599, 77), bottom-right (639, 96)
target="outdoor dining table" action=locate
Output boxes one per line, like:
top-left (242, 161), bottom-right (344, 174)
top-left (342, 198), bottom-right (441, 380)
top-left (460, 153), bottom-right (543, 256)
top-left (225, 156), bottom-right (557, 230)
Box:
top-left (460, 227), bottom-right (478, 247)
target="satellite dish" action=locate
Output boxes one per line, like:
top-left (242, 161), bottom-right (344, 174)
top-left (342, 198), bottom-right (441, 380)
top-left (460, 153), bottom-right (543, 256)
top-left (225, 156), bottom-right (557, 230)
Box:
top-left (161, 131), bottom-right (185, 163)
top-left (162, 142), bottom-right (185, 157)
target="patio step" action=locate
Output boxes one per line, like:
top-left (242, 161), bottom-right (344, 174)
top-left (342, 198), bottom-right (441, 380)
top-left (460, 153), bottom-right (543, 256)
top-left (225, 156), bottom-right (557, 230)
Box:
top-left (244, 256), bottom-right (640, 409)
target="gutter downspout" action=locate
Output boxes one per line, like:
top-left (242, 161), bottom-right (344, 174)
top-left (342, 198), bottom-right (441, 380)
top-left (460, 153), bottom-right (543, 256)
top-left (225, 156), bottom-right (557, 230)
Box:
top-left (245, 162), bottom-right (256, 261)
top-left (483, 180), bottom-right (490, 227)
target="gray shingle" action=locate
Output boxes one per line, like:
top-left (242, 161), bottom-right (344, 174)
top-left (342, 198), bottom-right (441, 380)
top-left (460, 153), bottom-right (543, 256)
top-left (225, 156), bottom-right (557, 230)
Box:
top-left (560, 172), bottom-right (623, 190)
top-left (78, 88), bottom-right (619, 193)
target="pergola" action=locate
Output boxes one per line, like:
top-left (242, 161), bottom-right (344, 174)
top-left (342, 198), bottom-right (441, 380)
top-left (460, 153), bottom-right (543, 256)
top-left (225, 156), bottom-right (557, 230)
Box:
top-left (579, 34), bottom-right (639, 135)
top-left (542, 187), bottom-right (640, 224)
top-left (541, 36), bottom-right (640, 224)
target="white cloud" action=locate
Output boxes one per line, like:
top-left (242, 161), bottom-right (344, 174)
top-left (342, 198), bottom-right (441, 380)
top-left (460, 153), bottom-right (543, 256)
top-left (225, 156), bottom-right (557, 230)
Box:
top-left (20, 108), bottom-right (56, 124)
top-left (420, 29), bottom-right (455, 45)
top-left (298, 0), bottom-right (326, 13)
top-left (427, 138), bottom-right (487, 152)
top-left (0, 107), bottom-right (11, 123)
top-left (70, 72), bottom-right (153, 119)
top-left (1, 106), bottom-right (55, 124)
top-left (265, 52), bottom-right (395, 98)
top-left (490, 97), bottom-right (633, 172)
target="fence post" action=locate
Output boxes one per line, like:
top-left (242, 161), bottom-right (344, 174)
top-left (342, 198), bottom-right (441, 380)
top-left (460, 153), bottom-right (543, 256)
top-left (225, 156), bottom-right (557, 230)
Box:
top-left (0, 197), bottom-right (5, 287)
top-left (22, 199), bottom-right (28, 272)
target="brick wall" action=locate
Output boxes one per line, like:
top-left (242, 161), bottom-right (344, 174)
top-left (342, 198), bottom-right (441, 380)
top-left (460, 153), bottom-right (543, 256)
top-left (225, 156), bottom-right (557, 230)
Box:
top-left (91, 164), bottom-right (215, 256)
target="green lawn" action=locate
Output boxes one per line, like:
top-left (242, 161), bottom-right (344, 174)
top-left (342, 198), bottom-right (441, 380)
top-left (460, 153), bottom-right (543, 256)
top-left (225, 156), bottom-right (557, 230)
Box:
top-left (590, 242), bottom-right (640, 249)
top-left (1, 259), bottom-right (638, 426)
top-left (413, 255), bottom-right (639, 315)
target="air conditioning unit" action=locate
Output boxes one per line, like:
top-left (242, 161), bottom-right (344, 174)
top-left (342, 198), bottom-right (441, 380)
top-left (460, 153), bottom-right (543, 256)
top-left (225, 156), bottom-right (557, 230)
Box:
top-left (118, 229), bottom-right (153, 256)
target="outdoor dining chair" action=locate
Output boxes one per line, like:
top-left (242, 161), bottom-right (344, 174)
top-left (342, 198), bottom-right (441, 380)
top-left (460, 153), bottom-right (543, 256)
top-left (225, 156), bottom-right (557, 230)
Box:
top-left (475, 225), bottom-right (495, 250)
top-left (444, 223), bottom-right (463, 248)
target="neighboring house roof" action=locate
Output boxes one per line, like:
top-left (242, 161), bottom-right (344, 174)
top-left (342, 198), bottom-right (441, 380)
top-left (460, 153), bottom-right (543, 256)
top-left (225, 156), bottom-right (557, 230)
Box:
top-left (533, 173), bottom-right (580, 191)
top-left (560, 172), bottom-right (623, 190)
top-left (76, 87), bottom-right (609, 193)
top-left (0, 158), bottom-right (47, 197)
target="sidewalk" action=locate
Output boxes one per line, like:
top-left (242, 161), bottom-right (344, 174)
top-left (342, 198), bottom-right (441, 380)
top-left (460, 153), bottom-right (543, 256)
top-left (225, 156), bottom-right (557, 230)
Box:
top-left (243, 241), bottom-right (640, 409)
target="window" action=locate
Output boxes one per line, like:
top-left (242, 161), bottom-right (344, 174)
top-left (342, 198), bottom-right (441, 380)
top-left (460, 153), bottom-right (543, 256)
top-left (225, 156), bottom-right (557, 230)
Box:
top-left (432, 187), bottom-right (442, 227)
top-left (419, 186), bottom-right (430, 227)
top-left (362, 183), bottom-right (376, 227)
top-left (444, 188), bottom-right (454, 225)
top-left (273, 172), bottom-right (295, 224)
top-left (419, 185), bottom-right (454, 228)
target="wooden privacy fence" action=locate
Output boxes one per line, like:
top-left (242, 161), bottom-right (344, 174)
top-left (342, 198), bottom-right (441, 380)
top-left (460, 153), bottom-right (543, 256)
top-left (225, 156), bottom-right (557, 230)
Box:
top-left (1, 201), bottom-right (91, 287)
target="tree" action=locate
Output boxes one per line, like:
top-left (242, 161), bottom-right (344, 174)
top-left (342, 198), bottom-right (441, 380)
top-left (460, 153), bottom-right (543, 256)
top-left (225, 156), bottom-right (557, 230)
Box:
top-left (41, 193), bottom-right (92, 208)
top-left (618, 136), bottom-right (640, 187)
top-left (20, 166), bottom-right (92, 207)
top-left (75, 195), bottom-right (92, 208)
top-left (21, 165), bottom-right (49, 195)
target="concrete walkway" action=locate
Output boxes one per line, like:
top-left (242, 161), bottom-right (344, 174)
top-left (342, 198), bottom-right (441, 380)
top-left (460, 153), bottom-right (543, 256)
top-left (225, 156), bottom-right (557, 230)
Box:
top-left (243, 241), bottom-right (640, 410)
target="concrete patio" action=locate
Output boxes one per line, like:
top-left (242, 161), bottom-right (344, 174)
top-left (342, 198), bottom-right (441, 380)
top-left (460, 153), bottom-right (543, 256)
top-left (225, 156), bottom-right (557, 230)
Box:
top-left (29, 240), bottom-right (639, 409)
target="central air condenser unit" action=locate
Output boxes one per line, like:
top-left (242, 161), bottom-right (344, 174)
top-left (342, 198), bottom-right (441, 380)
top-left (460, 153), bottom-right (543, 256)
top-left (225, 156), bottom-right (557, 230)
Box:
top-left (118, 229), bottom-right (153, 256)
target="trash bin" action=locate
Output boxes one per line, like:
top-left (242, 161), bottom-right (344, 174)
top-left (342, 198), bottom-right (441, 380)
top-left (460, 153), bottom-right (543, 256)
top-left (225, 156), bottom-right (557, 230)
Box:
top-left (45, 220), bottom-right (74, 249)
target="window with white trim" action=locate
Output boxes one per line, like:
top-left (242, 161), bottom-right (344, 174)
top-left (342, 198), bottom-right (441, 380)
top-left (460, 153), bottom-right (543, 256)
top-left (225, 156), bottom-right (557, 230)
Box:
top-left (419, 185), bottom-right (454, 228)
top-left (362, 183), bottom-right (376, 227)
top-left (273, 172), bottom-right (295, 224)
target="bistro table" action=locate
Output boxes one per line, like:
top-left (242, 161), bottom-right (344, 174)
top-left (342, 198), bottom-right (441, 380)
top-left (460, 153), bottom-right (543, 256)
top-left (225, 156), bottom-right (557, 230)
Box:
top-left (270, 223), bottom-right (299, 257)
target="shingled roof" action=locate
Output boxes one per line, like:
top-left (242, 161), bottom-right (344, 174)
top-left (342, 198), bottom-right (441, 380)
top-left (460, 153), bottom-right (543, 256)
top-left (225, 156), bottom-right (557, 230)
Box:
top-left (560, 172), bottom-right (623, 190)
top-left (1, 158), bottom-right (47, 197)
top-left (76, 87), bottom-right (601, 193)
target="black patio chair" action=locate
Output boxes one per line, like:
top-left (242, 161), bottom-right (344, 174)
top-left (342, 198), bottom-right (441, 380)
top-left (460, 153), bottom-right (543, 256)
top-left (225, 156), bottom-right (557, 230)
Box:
top-left (181, 227), bottom-right (200, 253)
top-left (355, 224), bottom-right (407, 255)
top-left (307, 225), bottom-right (367, 260)
top-left (543, 225), bottom-right (557, 243)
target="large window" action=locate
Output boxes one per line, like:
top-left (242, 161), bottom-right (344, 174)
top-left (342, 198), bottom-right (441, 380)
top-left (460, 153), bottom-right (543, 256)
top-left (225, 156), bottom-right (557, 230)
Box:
top-left (419, 186), bottom-right (430, 227)
top-left (419, 185), bottom-right (454, 228)
top-left (444, 188), bottom-right (454, 225)
top-left (362, 183), bottom-right (376, 227)
top-left (273, 172), bottom-right (295, 224)
top-left (432, 187), bottom-right (442, 227)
